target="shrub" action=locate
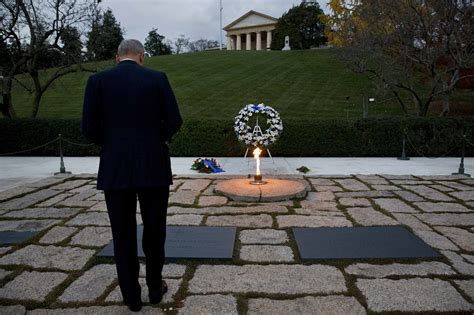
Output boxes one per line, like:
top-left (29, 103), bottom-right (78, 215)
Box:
top-left (0, 117), bottom-right (473, 157)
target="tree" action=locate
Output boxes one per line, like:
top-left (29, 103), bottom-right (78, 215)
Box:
top-left (0, 0), bottom-right (97, 118)
top-left (173, 34), bottom-right (190, 54)
top-left (271, 2), bottom-right (327, 50)
top-left (144, 28), bottom-right (172, 56)
top-left (188, 39), bottom-right (220, 52)
top-left (86, 9), bottom-right (124, 61)
top-left (325, 0), bottom-right (474, 116)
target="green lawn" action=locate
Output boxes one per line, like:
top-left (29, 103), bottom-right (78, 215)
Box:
top-left (12, 49), bottom-right (411, 119)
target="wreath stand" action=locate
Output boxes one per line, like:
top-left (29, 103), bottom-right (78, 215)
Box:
top-left (243, 117), bottom-right (274, 164)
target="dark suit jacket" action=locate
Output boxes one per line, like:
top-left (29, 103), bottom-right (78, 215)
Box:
top-left (81, 60), bottom-right (182, 191)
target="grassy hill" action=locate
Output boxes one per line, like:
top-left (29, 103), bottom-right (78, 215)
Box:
top-left (12, 49), bottom-right (411, 119)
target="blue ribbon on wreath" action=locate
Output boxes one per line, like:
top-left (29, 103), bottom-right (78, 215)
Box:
top-left (203, 159), bottom-right (225, 173)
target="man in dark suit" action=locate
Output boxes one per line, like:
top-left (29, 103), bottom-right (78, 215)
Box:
top-left (81, 39), bottom-right (182, 312)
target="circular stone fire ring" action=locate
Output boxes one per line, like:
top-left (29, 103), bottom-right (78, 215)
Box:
top-left (215, 178), bottom-right (309, 202)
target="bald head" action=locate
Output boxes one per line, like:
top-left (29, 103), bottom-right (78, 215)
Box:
top-left (116, 39), bottom-right (145, 65)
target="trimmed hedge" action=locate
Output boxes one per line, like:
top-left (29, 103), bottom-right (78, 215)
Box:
top-left (0, 117), bottom-right (473, 157)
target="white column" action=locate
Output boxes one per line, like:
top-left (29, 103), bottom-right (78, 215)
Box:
top-left (246, 33), bottom-right (252, 50)
top-left (256, 32), bottom-right (262, 51)
top-left (267, 31), bottom-right (272, 50)
top-left (227, 36), bottom-right (232, 50)
top-left (236, 34), bottom-right (242, 50)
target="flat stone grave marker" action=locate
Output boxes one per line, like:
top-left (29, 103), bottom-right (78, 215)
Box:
top-left (294, 226), bottom-right (440, 260)
top-left (98, 225), bottom-right (236, 260)
top-left (0, 231), bottom-right (39, 245)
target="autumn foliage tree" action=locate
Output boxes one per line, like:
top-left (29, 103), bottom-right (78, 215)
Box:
top-left (325, 0), bottom-right (474, 116)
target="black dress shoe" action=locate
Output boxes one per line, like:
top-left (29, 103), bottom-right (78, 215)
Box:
top-left (149, 280), bottom-right (168, 304)
top-left (126, 299), bottom-right (142, 312)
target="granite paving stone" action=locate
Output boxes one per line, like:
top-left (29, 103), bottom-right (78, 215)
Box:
top-left (438, 181), bottom-right (473, 191)
top-left (65, 212), bottom-right (111, 226)
top-left (450, 190), bottom-right (474, 201)
top-left (335, 179), bottom-right (370, 191)
top-left (308, 178), bottom-right (336, 186)
top-left (87, 193), bottom-right (105, 201)
top-left (419, 175), bottom-right (468, 180)
top-left (355, 175), bottom-right (389, 185)
top-left (298, 200), bottom-right (338, 211)
top-left (391, 213), bottom-right (432, 231)
top-left (198, 196), bottom-right (228, 206)
top-left (0, 268), bottom-right (12, 280)
top-left (168, 190), bottom-right (199, 205)
top-left (415, 213), bottom-right (474, 226)
top-left (393, 190), bottom-right (424, 202)
top-left (69, 185), bottom-right (96, 194)
top-left (167, 214), bottom-right (203, 226)
top-left (402, 185), bottom-right (454, 201)
top-left (206, 214), bottom-right (273, 228)
top-left (414, 230), bottom-right (459, 250)
top-left (277, 215), bottom-right (352, 228)
top-left (391, 180), bottom-right (433, 185)
top-left (139, 263), bottom-right (187, 278)
top-left (430, 184), bottom-right (454, 192)
top-left (455, 280), bottom-right (474, 301)
top-left (239, 229), bottom-right (288, 244)
top-left (168, 205), bottom-right (287, 215)
top-left (39, 226), bottom-right (78, 244)
top-left (335, 191), bottom-right (393, 198)
top-left (50, 180), bottom-right (90, 190)
top-left (0, 305), bottom-right (26, 314)
top-left (59, 264), bottom-right (116, 302)
top-left (0, 189), bottom-right (62, 210)
top-left (339, 198), bottom-right (371, 207)
top-left (247, 296), bottom-right (366, 315)
top-left (69, 227), bottom-right (112, 247)
top-left (441, 250), bottom-right (474, 276)
top-left (3, 207), bottom-right (81, 219)
top-left (294, 208), bottom-right (344, 216)
top-left (0, 247), bottom-right (12, 255)
top-left (240, 245), bottom-right (294, 262)
top-left (188, 264), bottom-right (347, 294)
top-left (179, 179), bottom-right (211, 191)
top-left (347, 207), bottom-right (399, 226)
top-left (382, 175), bottom-right (416, 180)
top-left (462, 254), bottom-right (474, 264)
top-left (346, 262), bottom-right (455, 277)
top-left (179, 294), bottom-right (238, 315)
top-left (36, 193), bottom-right (72, 207)
top-left (0, 219), bottom-right (59, 232)
top-left (414, 201), bottom-right (471, 212)
top-left (0, 186), bottom-right (36, 202)
top-left (25, 176), bottom-right (70, 188)
top-left (306, 191), bottom-right (335, 201)
top-left (55, 199), bottom-right (97, 208)
top-left (371, 185), bottom-right (401, 191)
top-left (170, 179), bottom-right (185, 191)
top-left (357, 278), bottom-right (472, 312)
top-left (0, 245), bottom-right (95, 271)
top-left (434, 226), bottom-right (474, 251)
top-left (29, 306), bottom-right (161, 314)
top-left (313, 185), bottom-right (343, 192)
top-left (373, 198), bottom-right (417, 213)
top-left (0, 271), bottom-right (67, 301)
top-left (89, 201), bottom-right (107, 212)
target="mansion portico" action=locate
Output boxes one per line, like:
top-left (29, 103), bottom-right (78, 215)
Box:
top-left (223, 10), bottom-right (278, 51)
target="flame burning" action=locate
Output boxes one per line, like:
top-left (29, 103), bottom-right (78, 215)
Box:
top-left (253, 147), bottom-right (262, 176)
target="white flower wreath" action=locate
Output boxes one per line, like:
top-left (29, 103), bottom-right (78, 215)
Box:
top-left (234, 103), bottom-right (283, 147)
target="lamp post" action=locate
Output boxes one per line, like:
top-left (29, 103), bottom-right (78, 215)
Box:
top-left (219, 0), bottom-right (223, 50)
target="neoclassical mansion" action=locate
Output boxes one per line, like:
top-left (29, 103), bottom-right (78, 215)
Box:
top-left (224, 10), bottom-right (278, 51)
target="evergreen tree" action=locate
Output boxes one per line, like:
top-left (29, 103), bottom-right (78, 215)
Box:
top-left (144, 28), bottom-right (172, 56)
top-left (87, 9), bottom-right (124, 61)
top-left (271, 3), bottom-right (326, 50)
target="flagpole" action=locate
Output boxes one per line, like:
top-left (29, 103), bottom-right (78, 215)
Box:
top-left (219, 0), bottom-right (223, 50)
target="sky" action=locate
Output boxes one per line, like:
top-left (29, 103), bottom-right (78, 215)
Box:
top-left (98, 0), bottom-right (329, 43)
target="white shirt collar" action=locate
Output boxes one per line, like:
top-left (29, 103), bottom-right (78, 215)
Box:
top-left (120, 58), bottom-right (137, 63)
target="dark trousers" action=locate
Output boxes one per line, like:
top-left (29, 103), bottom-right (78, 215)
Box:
top-left (104, 186), bottom-right (169, 302)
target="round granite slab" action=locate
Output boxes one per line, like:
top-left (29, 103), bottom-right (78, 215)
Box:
top-left (215, 179), bottom-right (309, 202)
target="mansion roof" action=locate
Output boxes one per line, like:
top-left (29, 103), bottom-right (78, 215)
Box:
top-left (223, 10), bottom-right (278, 31)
